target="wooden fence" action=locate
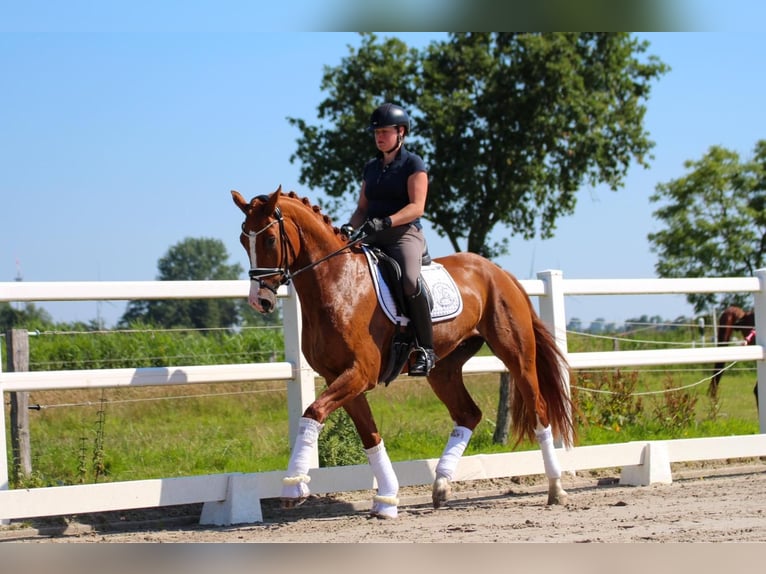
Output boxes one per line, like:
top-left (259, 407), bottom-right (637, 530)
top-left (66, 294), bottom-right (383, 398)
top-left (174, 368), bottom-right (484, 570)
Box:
top-left (1, 269), bottom-right (765, 525)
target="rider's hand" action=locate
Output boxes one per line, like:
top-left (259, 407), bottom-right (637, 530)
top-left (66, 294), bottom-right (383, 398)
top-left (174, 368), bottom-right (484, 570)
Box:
top-left (360, 217), bottom-right (392, 236)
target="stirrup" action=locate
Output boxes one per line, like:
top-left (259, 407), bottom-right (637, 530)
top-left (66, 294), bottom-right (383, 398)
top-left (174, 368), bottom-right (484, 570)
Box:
top-left (409, 348), bottom-right (437, 376)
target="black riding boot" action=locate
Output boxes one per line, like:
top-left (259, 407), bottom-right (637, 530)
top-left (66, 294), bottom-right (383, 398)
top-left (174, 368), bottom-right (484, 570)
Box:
top-left (407, 285), bottom-right (437, 376)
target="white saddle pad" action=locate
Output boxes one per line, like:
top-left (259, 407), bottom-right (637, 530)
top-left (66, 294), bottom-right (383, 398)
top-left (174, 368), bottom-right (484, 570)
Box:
top-left (362, 246), bottom-right (463, 325)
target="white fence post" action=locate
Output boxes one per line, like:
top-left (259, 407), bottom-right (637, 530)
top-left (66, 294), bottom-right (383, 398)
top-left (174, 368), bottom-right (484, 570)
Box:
top-left (536, 269), bottom-right (569, 354)
top-left (755, 268), bottom-right (766, 433)
top-left (536, 269), bottom-right (572, 448)
top-left (280, 284), bottom-right (319, 468)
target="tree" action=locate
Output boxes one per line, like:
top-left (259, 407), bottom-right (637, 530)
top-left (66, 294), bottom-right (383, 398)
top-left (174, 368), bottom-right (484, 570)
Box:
top-left (648, 141), bottom-right (766, 313)
top-left (289, 32), bottom-right (668, 257)
top-left (0, 302), bottom-right (52, 332)
top-left (119, 237), bottom-right (244, 329)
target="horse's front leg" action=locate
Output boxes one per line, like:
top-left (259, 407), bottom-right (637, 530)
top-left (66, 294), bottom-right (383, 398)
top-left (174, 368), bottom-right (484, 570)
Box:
top-left (344, 394), bottom-right (400, 519)
top-left (280, 370), bottom-right (384, 510)
top-left (281, 416), bottom-right (323, 507)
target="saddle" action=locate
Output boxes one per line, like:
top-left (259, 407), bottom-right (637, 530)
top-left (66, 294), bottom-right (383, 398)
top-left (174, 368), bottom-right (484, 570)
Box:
top-left (360, 245), bottom-right (463, 385)
top-left (369, 246), bottom-right (434, 317)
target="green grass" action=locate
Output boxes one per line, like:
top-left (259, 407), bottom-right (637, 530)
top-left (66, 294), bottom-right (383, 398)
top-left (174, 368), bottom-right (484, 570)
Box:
top-left (7, 360), bottom-right (761, 489)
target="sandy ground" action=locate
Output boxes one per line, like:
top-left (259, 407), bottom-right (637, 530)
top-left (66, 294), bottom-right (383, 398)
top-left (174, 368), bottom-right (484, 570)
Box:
top-left (3, 458), bottom-right (765, 544)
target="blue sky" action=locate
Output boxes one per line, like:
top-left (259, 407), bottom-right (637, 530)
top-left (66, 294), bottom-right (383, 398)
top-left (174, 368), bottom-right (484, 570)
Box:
top-left (2, 24), bottom-right (766, 327)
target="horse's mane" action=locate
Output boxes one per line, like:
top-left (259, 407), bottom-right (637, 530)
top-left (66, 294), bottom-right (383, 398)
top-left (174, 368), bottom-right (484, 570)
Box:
top-left (280, 190), bottom-right (342, 236)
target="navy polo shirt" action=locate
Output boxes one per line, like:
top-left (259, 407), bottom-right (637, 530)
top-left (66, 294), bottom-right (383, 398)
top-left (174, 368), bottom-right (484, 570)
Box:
top-left (363, 146), bottom-right (427, 226)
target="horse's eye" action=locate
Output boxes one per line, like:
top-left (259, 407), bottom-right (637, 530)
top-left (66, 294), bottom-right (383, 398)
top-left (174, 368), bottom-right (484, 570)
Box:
top-left (266, 235), bottom-right (277, 248)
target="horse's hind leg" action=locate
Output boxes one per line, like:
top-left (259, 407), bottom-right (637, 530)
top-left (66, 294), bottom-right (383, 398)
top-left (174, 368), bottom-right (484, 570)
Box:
top-left (343, 394), bottom-right (400, 519)
top-left (426, 338), bottom-right (485, 508)
top-left (484, 307), bottom-right (570, 506)
top-left (535, 421), bottom-right (568, 505)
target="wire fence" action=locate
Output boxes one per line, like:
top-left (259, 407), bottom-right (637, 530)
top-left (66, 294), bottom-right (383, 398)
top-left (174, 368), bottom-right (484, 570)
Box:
top-left (3, 321), bottom-right (758, 407)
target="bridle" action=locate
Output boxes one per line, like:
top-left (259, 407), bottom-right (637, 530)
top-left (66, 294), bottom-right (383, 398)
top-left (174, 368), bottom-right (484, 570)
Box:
top-left (241, 197), bottom-right (367, 294)
top-left (241, 204), bottom-right (293, 294)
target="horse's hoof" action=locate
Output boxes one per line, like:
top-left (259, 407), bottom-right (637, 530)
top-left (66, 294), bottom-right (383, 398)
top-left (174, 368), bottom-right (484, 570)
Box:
top-left (369, 506), bottom-right (398, 519)
top-left (370, 495), bottom-right (399, 519)
top-left (547, 492), bottom-right (568, 505)
top-left (432, 475), bottom-right (451, 509)
top-left (280, 496), bottom-right (308, 509)
top-left (545, 477), bottom-right (568, 505)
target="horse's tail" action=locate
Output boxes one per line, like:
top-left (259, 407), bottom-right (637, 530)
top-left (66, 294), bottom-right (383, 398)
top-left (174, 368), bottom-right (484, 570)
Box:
top-left (717, 306), bottom-right (746, 347)
top-left (510, 314), bottom-right (576, 448)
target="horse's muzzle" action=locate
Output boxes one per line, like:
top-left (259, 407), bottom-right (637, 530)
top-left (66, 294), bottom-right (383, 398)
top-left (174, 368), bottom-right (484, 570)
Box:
top-left (249, 282), bottom-right (277, 314)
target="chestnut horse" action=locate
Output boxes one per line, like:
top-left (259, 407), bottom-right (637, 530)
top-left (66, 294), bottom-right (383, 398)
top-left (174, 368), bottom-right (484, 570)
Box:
top-left (711, 306), bottom-right (758, 406)
top-left (232, 187), bottom-right (575, 518)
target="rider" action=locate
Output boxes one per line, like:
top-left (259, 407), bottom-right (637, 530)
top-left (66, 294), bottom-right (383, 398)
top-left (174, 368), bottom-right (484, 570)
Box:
top-left (342, 102), bottom-right (437, 376)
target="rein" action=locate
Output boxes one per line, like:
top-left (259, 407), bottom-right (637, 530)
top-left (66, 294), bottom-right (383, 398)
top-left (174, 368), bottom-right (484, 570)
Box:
top-left (241, 206), bottom-right (365, 293)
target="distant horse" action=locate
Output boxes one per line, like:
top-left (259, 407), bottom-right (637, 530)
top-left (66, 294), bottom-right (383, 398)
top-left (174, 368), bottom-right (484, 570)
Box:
top-left (711, 305), bottom-right (758, 406)
top-left (232, 187), bottom-right (575, 518)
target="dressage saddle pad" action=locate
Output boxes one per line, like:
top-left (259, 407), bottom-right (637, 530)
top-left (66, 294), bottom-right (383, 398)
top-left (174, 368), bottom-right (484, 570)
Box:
top-left (361, 246), bottom-right (463, 325)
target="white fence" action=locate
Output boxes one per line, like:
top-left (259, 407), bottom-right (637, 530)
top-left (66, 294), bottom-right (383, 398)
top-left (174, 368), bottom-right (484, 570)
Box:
top-left (1, 269), bottom-right (765, 525)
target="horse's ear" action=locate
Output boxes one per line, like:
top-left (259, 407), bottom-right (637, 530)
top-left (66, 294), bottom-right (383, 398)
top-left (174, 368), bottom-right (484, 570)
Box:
top-left (264, 186), bottom-right (281, 216)
top-left (231, 190), bottom-right (250, 214)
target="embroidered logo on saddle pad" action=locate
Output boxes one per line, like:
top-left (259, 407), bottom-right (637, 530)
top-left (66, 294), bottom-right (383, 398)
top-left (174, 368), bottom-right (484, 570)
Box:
top-left (362, 246), bottom-right (463, 325)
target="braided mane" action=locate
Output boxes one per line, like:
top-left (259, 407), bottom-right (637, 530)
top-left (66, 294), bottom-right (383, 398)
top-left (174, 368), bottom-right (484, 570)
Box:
top-left (282, 189), bottom-right (341, 235)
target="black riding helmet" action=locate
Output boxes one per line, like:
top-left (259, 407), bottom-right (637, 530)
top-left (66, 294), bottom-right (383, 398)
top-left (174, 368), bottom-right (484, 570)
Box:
top-left (369, 103), bottom-right (410, 135)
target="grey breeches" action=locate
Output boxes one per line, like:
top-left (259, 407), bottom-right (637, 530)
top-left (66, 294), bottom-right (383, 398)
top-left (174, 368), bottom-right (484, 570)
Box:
top-left (370, 224), bottom-right (425, 296)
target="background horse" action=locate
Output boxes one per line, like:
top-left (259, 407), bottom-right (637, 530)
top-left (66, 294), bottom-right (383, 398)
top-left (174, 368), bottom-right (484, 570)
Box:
top-left (711, 305), bottom-right (758, 406)
top-left (233, 187), bottom-right (575, 518)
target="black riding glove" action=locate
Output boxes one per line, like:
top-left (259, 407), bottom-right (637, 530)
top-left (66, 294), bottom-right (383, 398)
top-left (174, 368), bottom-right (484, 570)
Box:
top-left (360, 217), bottom-right (392, 236)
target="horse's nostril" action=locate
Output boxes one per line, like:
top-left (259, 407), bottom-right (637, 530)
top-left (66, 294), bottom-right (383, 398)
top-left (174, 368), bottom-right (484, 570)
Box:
top-left (260, 299), bottom-right (273, 313)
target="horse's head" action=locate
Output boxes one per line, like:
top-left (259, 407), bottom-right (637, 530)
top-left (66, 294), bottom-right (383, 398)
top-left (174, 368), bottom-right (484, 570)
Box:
top-left (232, 185), bottom-right (291, 314)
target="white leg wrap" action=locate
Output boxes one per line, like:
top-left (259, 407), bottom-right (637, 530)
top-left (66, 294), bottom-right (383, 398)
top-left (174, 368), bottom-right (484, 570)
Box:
top-left (535, 424), bottom-right (561, 480)
top-left (435, 425), bottom-right (473, 481)
top-left (366, 441), bottom-right (399, 518)
top-left (282, 417), bottom-right (324, 499)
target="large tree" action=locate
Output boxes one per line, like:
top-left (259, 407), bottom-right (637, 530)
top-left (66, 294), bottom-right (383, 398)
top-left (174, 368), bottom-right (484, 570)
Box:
top-left (289, 32), bottom-right (668, 257)
top-left (119, 237), bottom-right (244, 329)
top-left (648, 141), bottom-right (766, 313)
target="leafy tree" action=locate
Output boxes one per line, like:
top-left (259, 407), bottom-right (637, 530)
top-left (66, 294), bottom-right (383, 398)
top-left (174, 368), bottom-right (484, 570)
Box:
top-left (119, 237), bottom-right (244, 329)
top-left (648, 141), bottom-right (766, 313)
top-left (289, 32), bottom-right (668, 257)
top-left (0, 302), bottom-right (52, 332)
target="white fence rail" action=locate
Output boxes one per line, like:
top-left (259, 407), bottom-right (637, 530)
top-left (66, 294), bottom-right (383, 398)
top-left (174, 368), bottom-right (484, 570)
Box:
top-left (1, 269), bottom-right (765, 525)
